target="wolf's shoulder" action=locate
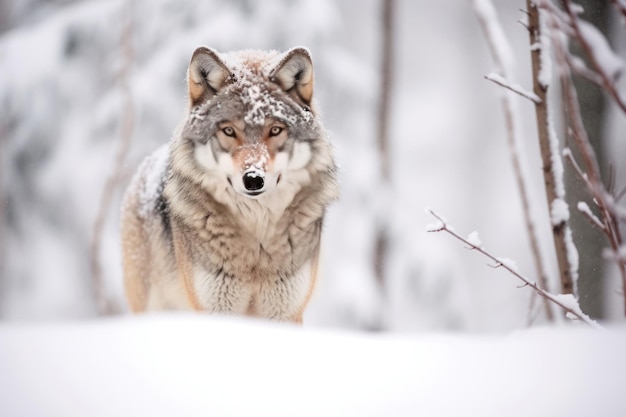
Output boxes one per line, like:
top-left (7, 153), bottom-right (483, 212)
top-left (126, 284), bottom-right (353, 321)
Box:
top-left (124, 144), bottom-right (170, 220)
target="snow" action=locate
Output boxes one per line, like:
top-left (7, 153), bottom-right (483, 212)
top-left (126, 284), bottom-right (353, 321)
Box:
top-left (135, 144), bottom-right (170, 218)
top-left (578, 20), bottom-right (623, 81)
top-left (564, 225), bottom-right (580, 294)
top-left (547, 104), bottom-right (566, 200)
top-left (545, 64), bottom-right (579, 292)
top-left (537, 6), bottom-right (553, 88)
top-left (1, 0), bottom-right (625, 333)
top-left (496, 257), bottom-right (519, 273)
top-left (1, 315), bottom-right (625, 417)
top-left (1, 3), bottom-right (626, 410)
top-left (485, 72), bottom-right (541, 103)
top-left (577, 201), bottom-right (603, 228)
top-left (466, 230), bottom-right (483, 248)
top-left (550, 197), bottom-right (570, 225)
top-left (425, 220), bottom-right (444, 233)
top-left (551, 293), bottom-right (599, 327)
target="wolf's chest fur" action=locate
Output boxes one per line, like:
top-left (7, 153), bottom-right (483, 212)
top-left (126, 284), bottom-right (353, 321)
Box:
top-left (121, 46), bottom-right (338, 323)
top-left (166, 173), bottom-right (321, 282)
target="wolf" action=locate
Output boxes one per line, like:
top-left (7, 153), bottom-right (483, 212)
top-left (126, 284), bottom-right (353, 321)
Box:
top-left (121, 46), bottom-right (338, 323)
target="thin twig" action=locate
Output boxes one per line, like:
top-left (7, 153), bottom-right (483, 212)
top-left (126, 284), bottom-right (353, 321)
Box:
top-left (577, 201), bottom-right (605, 230)
top-left (427, 209), bottom-right (601, 328)
top-left (562, 0), bottom-right (626, 113)
top-left (566, 53), bottom-right (603, 85)
top-left (484, 73), bottom-right (542, 103)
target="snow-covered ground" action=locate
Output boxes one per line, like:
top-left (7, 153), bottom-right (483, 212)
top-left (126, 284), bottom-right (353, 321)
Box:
top-left (1, 2), bottom-right (626, 414)
top-left (1, 314), bottom-right (625, 417)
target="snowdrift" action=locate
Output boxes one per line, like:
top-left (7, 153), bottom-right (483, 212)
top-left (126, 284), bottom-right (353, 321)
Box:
top-left (1, 315), bottom-right (625, 416)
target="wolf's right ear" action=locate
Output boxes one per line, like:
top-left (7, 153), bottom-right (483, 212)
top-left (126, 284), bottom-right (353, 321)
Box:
top-left (187, 47), bottom-right (231, 107)
top-left (269, 47), bottom-right (314, 107)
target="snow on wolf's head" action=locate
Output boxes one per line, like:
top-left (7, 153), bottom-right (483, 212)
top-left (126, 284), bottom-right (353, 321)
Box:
top-left (177, 46), bottom-right (333, 206)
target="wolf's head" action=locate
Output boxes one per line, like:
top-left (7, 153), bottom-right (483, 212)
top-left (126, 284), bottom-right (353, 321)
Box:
top-left (176, 46), bottom-right (334, 210)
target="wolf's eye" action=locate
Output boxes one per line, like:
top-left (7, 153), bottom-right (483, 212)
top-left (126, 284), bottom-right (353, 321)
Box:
top-left (269, 126), bottom-right (284, 137)
top-left (222, 127), bottom-right (236, 137)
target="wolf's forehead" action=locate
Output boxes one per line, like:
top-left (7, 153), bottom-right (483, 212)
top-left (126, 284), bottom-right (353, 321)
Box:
top-left (224, 78), bottom-right (310, 127)
top-left (221, 49), bottom-right (281, 77)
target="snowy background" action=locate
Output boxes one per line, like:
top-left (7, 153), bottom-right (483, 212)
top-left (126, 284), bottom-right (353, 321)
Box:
top-left (2, 0), bottom-right (626, 415)
top-left (2, 0), bottom-right (625, 329)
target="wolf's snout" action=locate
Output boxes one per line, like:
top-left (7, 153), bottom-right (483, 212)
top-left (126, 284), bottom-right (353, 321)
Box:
top-left (243, 170), bottom-right (265, 192)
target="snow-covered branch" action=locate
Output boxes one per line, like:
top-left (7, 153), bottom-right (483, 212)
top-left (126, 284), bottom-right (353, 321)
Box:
top-left (484, 73), bottom-right (541, 103)
top-left (542, 0), bottom-right (626, 315)
top-left (473, 0), bottom-right (555, 320)
top-left (577, 201), bottom-right (605, 231)
top-left (526, 0), bottom-right (579, 297)
top-left (539, 0), bottom-right (626, 112)
top-left (426, 209), bottom-right (601, 329)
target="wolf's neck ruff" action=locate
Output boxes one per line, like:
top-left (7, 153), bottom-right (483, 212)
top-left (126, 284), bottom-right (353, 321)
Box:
top-left (121, 47), bottom-right (338, 322)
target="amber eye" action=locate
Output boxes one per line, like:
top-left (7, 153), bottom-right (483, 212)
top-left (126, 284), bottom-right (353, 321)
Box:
top-left (222, 126), bottom-right (236, 137)
top-left (269, 126), bottom-right (284, 137)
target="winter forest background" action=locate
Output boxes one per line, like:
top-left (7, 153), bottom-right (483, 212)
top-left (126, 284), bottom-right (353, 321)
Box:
top-left (2, 0), bottom-right (625, 330)
top-left (2, 0), bottom-right (626, 415)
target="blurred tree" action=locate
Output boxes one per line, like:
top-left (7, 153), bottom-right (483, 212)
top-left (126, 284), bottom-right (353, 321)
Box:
top-left (374, 0), bottom-right (395, 297)
top-left (565, 0), bottom-right (610, 319)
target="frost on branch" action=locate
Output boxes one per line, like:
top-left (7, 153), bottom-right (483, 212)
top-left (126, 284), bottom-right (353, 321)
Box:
top-left (577, 201), bottom-right (604, 230)
top-left (551, 293), bottom-right (599, 327)
top-left (495, 257), bottom-right (519, 273)
top-left (426, 209), bottom-right (599, 328)
top-left (473, 0), bottom-right (554, 320)
top-left (484, 72), bottom-right (541, 103)
top-left (541, 0), bottom-right (626, 314)
top-left (527, 0), bottom-right (579, 296)
top-left (550, 198), bottom-right (570, 225)
top-left (577, 20), bottom-right (623, 81)
top-left (466, 231), bottom-right (483, 249)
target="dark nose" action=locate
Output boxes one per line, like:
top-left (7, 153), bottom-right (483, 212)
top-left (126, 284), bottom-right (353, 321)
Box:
top-left (243, 171), bottom-right (265, 192)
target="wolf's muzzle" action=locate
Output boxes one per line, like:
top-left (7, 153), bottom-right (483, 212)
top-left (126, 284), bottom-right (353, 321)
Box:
top-left (243, 169), bottom-right (265, 194)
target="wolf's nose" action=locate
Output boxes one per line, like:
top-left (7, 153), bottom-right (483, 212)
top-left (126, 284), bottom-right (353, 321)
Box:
top-left (243, 170), bottom-right (265, 192)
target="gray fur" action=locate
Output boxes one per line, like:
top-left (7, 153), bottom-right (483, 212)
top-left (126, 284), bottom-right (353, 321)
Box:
top-left (121, 48), bottom-right (338, 321)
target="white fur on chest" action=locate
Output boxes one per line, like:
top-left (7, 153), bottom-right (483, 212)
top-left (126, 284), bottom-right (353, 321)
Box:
top-left (192, 259), bottom-right (313, 320)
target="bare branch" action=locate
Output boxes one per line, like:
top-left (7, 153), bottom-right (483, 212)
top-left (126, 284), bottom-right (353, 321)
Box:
top-left (427, 209), bottom-right (601, 328)
top-left (517, 19), bottom-right (530, 32)
top-left (546, 0), bottom-right (626, 314)
top-left (566, 54), bottom-right (603, 85)
top-left (527, 0), bottom-right (578, 296)
top-left (473, 0), bottom-right (555, 320)
top-left (577, 201), bottom-right (605, 230)
top-left (484, 73), bottom-right (542, 103)
top-left (562, 0), bottom-right (626, 113)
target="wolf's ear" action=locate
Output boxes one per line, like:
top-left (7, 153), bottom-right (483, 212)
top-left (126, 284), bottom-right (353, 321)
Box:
top-left (187, 47), bottom-right (231, 107)
top-left (269, 47), bottom-right (314, 106)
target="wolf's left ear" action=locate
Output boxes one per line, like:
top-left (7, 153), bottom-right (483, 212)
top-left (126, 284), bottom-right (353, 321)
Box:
top-left (187, 47), bottom-right (231, 107)
top-left (269, 47), bottom-right (314, 106)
